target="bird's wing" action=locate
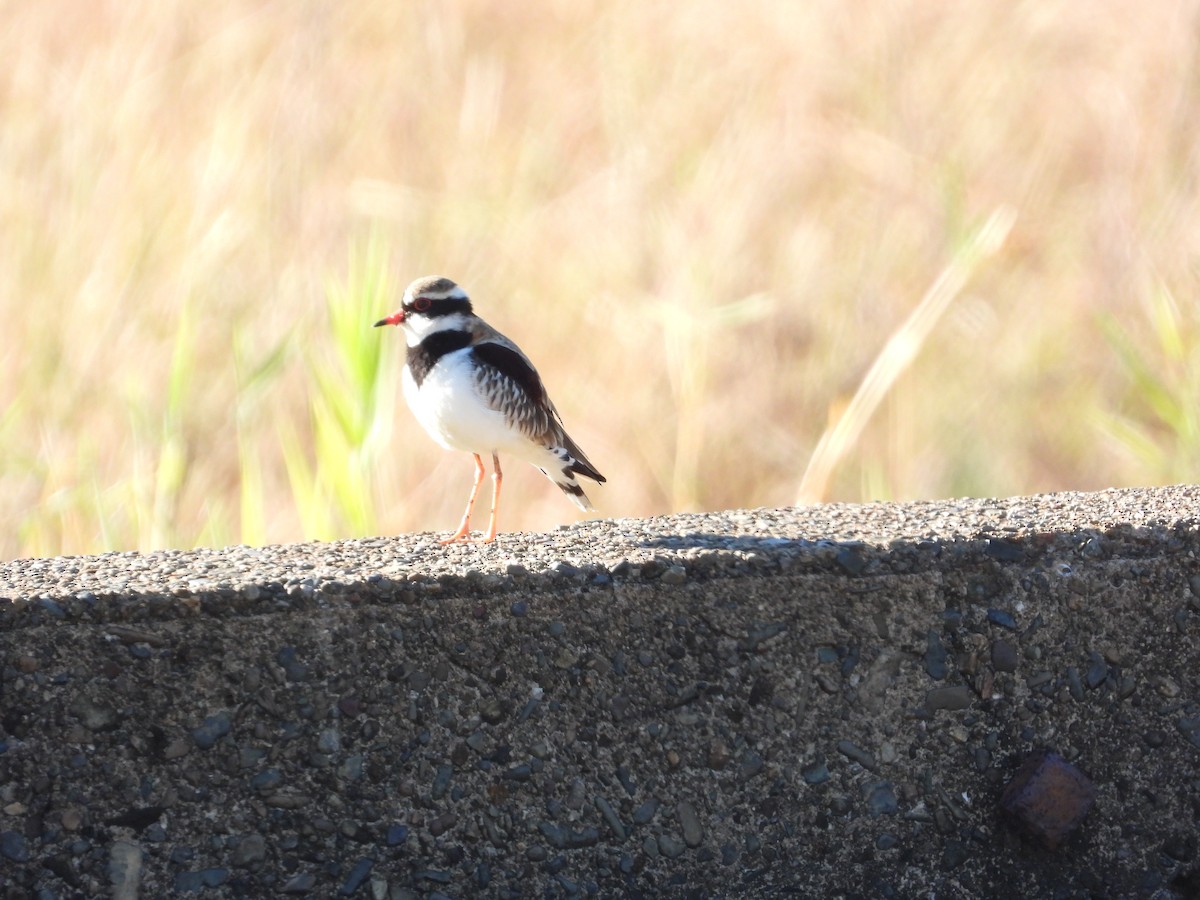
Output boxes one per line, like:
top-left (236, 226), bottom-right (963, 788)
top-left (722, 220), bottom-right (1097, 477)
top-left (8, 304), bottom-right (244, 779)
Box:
top-left (470, 326), bottom-right (605, 484)
top-left (471, 338), bottom-right (558, 440)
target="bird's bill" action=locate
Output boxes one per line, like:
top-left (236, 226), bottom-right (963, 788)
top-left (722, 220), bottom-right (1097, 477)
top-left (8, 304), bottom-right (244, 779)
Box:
top-left (373, 312), bottom-right (405, 327)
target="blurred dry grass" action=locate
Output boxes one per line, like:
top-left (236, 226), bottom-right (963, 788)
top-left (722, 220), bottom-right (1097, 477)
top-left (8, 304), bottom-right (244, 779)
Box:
top-left (2, 0), bottom-right (1199, 558)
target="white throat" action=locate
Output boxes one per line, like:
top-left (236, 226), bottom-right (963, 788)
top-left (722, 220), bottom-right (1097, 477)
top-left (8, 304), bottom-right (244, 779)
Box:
top-left (403, 310), bottom-right (473, 347)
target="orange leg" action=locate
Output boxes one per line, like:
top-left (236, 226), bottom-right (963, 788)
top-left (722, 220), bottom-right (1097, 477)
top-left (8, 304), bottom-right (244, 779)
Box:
top-left (473, 453), bottom-right (502, 543)
top-left (440, 453), bottom-right (487, 543)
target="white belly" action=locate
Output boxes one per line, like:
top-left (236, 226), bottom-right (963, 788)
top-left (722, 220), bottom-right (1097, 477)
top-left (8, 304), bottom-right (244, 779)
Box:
top-left (403, 348), bottom-right (528, 455)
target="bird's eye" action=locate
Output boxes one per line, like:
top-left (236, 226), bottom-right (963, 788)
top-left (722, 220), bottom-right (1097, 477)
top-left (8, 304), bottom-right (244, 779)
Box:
top-left (412, 296), bottom-right (432, 312)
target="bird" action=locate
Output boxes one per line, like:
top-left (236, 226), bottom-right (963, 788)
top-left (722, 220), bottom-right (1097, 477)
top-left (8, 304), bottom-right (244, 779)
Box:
top-left (374, 276), bottom-right (605, 543)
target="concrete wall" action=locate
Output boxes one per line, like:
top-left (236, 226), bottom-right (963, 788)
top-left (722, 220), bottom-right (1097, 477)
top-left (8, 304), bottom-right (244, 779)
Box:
top-left (1, 485), bottom-right (1199, 898)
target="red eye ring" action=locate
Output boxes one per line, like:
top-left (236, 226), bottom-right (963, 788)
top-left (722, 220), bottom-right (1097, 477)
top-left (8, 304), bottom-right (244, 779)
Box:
top-left (412, 296), bottom-right (432, 312)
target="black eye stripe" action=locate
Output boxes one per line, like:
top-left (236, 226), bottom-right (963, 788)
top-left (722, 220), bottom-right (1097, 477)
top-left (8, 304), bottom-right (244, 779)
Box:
top-left (407, 296), bottom-right (473, 318)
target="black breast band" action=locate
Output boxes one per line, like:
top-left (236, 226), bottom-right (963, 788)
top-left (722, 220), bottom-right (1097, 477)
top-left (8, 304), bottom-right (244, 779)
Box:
top-left (407, 330), bottom-right (473, 386)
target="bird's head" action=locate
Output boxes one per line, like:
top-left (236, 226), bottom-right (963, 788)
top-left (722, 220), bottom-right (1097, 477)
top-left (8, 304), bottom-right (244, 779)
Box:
top-left (375, 276), bottom-right (474, 344)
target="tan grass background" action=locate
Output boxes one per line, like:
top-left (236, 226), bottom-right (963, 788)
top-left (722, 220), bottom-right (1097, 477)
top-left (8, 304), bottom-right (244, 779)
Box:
top-left (2, 1), bottom-right (1198, 558)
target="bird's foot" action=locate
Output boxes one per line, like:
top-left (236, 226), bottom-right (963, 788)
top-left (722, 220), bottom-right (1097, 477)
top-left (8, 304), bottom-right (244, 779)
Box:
top-left (439, 522), bottom-right (473, 544)
top-left (439, 527), bottom-right (498, 544)
top-left (436, 532), bottom-right (496, 547)
top-left (439, 533), bottom-right (497, 544)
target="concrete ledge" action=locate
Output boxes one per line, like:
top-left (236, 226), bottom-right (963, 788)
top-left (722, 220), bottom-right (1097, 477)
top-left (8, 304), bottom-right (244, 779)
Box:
top-left (2, 486), bottom-right (1199, 897)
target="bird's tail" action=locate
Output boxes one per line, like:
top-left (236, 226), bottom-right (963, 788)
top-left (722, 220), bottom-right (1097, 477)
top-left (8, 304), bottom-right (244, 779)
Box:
top-left (541, 434), bottom-right (605, 512)
top-left (555, 476), bottom-right (595, 511)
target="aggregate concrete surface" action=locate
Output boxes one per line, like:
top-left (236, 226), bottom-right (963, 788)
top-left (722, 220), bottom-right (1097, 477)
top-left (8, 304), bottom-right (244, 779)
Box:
top-left (1, 485), bottom-right (1199, 898)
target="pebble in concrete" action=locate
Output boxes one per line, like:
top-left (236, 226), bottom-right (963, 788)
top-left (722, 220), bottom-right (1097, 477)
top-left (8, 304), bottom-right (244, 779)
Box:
top-left (999, 749), bottom-right (1096, 849)
top-left (991, 639), bottom-right (1018, 673)
top-left (925, 685), bottom-right (974, 712)
top-left (925, 631), bottom-right (948, 679)
top-left (594, 796), bottom-right (627, 841)
top-left (836, 739), bottom-right (878, 772)
top-left (109, 840), bottom-right (142, 900)
top-left (0, 831), bottom-right (29, 863)
top-left (678, 801), bottom-right (704, 847)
